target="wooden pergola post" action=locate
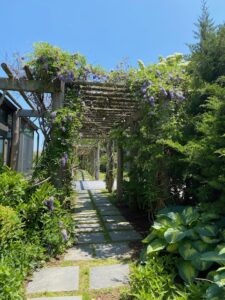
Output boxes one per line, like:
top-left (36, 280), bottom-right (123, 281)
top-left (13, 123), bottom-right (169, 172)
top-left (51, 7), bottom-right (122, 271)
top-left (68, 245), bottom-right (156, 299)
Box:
top-left (10, 110), bottom-right (20, 170)
top-left (106, 140), bottom-right (114, 192)
top-left (52, 80), bottom-right (65, 110)
top-left (117, 143), bottom-right (124, 201)
top-left (94, 141), bottom-right (100, 180)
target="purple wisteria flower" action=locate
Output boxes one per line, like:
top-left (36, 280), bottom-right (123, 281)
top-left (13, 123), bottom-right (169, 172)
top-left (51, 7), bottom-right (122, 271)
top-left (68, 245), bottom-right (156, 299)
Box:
top-left (57, 74), bottom-right (66, 81)
top-left (156, 69), bottom-right (161, 77)
top-left (44, 196), bottom-right (55, 211)
top-left (51, 111), bottom-right (57, 119)
top-left (176, 91), bottom-right (185, 101)
top-left (160, 87), bottom-right (168, 97)
top-left (38, 56), bottom-right (46, 64)
top-left (149, 96), bottom-right (155, 106)
top-left (169, 90), bottom-right (175, 99)
top-left (61, 157), bottom-right (66, 168)
top-left (67, 71), bottom-right (74, 82)
top-left (61, 152), bottom-right (69, 168)
top-left (61, 229), bottom-right (68, 241)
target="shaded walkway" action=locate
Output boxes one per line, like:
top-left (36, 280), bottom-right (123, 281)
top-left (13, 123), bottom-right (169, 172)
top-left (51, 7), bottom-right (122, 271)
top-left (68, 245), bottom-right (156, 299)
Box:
top-left (26, 171), bottom-right (142, 299)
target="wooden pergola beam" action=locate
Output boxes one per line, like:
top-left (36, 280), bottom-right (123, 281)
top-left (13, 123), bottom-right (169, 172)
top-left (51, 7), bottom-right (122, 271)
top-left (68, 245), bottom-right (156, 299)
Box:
top-left (71, 80), bottom-right (127, 88)
top-left (0, 77), bottom-right (60, 93)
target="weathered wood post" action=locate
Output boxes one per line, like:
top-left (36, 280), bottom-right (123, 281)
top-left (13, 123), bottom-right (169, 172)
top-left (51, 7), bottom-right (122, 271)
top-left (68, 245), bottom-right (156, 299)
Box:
top-left (94, 141), bottom-right (100, 180)
top-left (10, 110), bottom-right (20, 170)
top-left (116, 143), bottom-right (123, 201)
top-left (52, 80), bottom-right (65, 110)
top-left (51, 80), bottom-right (65, 188)
top-left (106, 140), bottom-right (114, 192)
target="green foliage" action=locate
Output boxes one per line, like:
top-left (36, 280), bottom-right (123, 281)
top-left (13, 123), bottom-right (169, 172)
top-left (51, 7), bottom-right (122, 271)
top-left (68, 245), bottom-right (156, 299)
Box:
top-left (143, 205), bottom-right (225, 298)
top-left (0, 167), bottom-right (28, 207)
top-left (0, 168), bottom-right (74, 299)
top-left (123, 254), bottom-right (208, 300)
top-left (0, 205), bottom-right (23, 245)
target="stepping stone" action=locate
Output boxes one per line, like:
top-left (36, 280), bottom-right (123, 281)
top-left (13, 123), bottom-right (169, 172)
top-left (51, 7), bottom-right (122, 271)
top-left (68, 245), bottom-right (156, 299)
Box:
top-left (26, 266), bottom-right (79, 293)
top-left (77, 232), bottom-right (105, 244)
top-left (95, 203), bottom-right (113, 208)
top-left (99, 208), bottom-right (121, 216)
top-left (77, 227), bottom-right (103, 233)
top-left (64, 245), bottom-right (93, 260)
top-left (76, 210), bottom-right (96, 216)
top-left (109, 230), bottom-right (142, 242)
top-left (102, 215), bottom-right (126, 223)
top-left (76, 218), bottom-right (100, 224)
top-left (94, 243), bottom-right (132, 259)
top-left (28, 297), bottom-right (82, 300)
top-left (105, 222), bottom-right (133, 231)
top-left (76, 223), bottom-right (101, 229)
top-left (90, 264), bottom-right (129, 289)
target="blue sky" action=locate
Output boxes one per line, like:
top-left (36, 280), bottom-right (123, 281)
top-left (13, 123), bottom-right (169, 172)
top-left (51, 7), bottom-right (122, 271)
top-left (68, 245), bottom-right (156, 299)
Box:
top-left (1, 0), bottom-right (225, 71)
top-left (0, 0), bottom-right (224, 149)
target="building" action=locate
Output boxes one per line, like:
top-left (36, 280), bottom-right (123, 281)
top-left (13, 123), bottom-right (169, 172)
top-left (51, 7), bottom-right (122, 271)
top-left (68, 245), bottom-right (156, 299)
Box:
top-left (0, 92), bottom-right (38, 173)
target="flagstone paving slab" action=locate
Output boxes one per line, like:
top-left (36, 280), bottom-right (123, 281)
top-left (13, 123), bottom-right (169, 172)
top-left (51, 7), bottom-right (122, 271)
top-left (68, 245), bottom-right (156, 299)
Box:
top-left (77, 232), bottom-right (106, 244)
top-left (90, 264), bottom-right (129, 289)
top-left (105, 222), bottom-right (133, 231)
top-left (102, 215), bottom-right (127, 223)
top-left (99, 209), bottom-right (121, 216)
top-left (75, 218), bottom-right (100, 224)
top-left (77, 227), bottom-right (103, 233)
top-left (64, 245), bottom-right (94, 261)
top-left (109, 230), bottom-right (142, 242)
top-left (94, 243), bottom-right (132, 259)
top-left (26, 266), bottom-right (79, 293)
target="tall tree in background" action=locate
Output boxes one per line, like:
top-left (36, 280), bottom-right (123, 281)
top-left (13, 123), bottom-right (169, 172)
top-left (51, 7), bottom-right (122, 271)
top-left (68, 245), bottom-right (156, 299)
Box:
top-left (189, 0), bottom-right (225, 83)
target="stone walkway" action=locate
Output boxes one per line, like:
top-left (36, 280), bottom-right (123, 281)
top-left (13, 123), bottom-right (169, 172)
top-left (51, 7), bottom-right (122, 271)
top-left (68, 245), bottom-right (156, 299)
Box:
top-left (26, 170), bottom-right (142, 300)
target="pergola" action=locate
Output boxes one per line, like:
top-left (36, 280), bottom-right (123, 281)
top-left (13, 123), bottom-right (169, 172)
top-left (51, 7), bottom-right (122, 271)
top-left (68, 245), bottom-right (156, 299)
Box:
top-left (0, 63), bottom-right (139, 199)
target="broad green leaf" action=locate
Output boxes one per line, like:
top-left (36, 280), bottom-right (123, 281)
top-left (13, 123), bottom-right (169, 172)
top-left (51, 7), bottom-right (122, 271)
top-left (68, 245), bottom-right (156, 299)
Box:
top-left (200, 236), bottom-right (221, 244)
top-left (181, 207), bottom-right (199, 225)
top-left (146, 238), bottom-right (167, 254)
top-left (191, 255), bottom-right (213, 271)
top-left (177, 259), bottom-right (198, 283)
top-left (192, 240), bottom-right (209, 252)
top-left (142, 230), bottom-right (157, 244)
top-left (195, 225), bottom-right (218, 237)
top-left (214, 271), bottom-right (225, 287)
top-left (167, 243), bottom-right (179, 253)
top-left (201, 251), bottom-right (225, 263)
top-left (164, 228), bottom-right (186, 243)
top-left (164, 228), bottom-right (191, 244)
top-left (178, 240), bottom-right (198, 260)
top-left (206, 284), bottom-right (225, 300)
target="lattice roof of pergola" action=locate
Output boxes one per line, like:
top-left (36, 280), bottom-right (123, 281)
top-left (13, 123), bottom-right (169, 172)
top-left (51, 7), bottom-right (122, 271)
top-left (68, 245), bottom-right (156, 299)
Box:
top-left (0, 63), bottom-right (140, 140)
top-left (68, 81), bottom-right (139, 139)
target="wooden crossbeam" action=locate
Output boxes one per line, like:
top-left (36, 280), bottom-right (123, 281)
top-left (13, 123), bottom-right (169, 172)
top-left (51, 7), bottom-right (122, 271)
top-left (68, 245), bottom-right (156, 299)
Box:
top-left (0, 78), bottom-right (59, 93)
top-left (71, 80), bottom-right (127, 88)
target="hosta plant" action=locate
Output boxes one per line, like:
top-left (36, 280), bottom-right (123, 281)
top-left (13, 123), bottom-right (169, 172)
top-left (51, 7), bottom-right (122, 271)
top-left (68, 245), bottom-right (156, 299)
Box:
top-left (143, 205), bottom-right (225, 299)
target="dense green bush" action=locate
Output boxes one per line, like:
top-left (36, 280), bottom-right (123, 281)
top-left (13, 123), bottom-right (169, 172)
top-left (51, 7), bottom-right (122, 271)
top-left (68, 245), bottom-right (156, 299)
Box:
top-left (123, 254), bottom-right (208, 300)
top-left (0, 168), bottom-right (74, 299)
top-left (0, 168), bottom-right (28, 207)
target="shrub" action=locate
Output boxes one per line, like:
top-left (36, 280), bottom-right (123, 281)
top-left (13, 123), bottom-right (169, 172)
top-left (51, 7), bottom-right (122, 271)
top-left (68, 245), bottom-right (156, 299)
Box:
top-left (143, 205), bottom-right (225, 299)
top-left (123, 254), bottom-right (208, 300)
top-left (0, 205), bottom-right (23, 246)
top-left (0, 167), bottom-right (28, 208)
